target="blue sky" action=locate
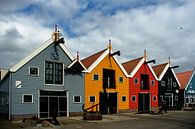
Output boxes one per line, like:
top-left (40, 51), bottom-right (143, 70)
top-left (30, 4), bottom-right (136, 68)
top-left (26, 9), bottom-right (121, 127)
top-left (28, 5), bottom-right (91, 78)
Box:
top-left (0, 0), bottom-right (195, 72)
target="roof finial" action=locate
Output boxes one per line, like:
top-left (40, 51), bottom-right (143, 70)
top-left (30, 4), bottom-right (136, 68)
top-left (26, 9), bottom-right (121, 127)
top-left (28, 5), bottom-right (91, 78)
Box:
top-left (53, 24), bottom-right (61, 41)
top-left (77, 51), bottom-right (79, 61)
top-left (144, 50), bottom-right (147, 61)
top-left (108, 39), bottom-right (112, 53)
top-left (168, 57), bottom-right (171, 67)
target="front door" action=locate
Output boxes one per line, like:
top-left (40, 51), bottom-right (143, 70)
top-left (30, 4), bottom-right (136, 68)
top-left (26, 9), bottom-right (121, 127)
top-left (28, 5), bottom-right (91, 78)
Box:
top-left (165, 94), bottom-right (173, 108)
top-left (138, 93), bottom-right (150, 112)
top-left (100, 92), bottom-right (117, 114)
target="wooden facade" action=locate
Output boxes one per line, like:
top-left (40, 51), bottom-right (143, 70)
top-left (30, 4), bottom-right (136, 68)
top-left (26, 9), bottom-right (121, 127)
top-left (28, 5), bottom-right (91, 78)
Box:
top-left (81, 43), bottom-right (129, 114)
top-left (122, 54), bottom-right (158, 112)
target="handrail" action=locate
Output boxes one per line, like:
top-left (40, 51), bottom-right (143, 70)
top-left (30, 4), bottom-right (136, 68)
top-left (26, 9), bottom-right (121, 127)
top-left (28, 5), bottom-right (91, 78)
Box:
top-left (82, 103), bottom-right (100, 113)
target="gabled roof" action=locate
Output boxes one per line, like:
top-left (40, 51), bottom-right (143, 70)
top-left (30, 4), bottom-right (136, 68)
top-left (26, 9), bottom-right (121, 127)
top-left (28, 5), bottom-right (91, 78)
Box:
top-left (10, 38), bottom-right (75, 72)
top-left (153, 63), bottom-right (181, 86)
top-left (68, 59), bottom-right (86, 70)
top-left (122, 57), bottom-right (158, 80)
top-left (122, 57), bottom-right (143, 75)
top-left (176, 70), bottom-right (193, 90)
top-left (81, 47), bottom-right (129, 77)
top-left (153, 63), bottom-right (169, 79)
top-left (81, 49), bottom-right (107, 69)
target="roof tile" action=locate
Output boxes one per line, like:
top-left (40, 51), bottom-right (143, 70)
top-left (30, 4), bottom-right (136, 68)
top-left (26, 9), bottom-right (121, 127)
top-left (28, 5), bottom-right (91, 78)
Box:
top-left (176, 71), bottom-right (193, 89)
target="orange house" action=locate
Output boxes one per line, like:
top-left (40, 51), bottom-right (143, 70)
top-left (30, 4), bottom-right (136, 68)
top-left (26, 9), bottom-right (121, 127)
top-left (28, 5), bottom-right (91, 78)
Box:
top-left (81, 42), bottom-right (129, 114)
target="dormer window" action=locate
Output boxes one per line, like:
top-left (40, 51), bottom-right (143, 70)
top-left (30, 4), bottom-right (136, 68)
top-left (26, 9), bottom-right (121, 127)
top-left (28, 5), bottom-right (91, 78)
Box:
top-left (29, 67), bottom-right (39, 76)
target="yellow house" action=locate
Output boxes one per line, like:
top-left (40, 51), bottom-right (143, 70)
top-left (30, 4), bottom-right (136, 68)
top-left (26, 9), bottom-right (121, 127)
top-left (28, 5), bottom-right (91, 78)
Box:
top-left (81, 41), bottom-right (129, 114)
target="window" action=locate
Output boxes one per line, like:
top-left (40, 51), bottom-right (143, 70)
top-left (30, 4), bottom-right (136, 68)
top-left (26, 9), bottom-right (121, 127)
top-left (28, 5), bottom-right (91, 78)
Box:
top-left (119, 77), bottom-right (124, 83)
top-left (140, 74), bottom-right (149, 90)
top-left (103, 69), bottom-right (116, 88)
top-left (73, 96), bottom-right (81, 103)
top-left (93, 74), bottom-right (99, 81)
top-left (45, 61), bottom-right (63, 85)
top-left (22, 94), bottom-right (33, 103)
top-left (175, 95), bottom-right (178, 101)
top-left (132, 96), bottom-right (136, 102)
top-left (190, 97), bottom-right (195, 104)
top-left (151, 80), bottom-right (155, 86)
top-left (153, 96), bottom-right (157, 101)
top-left (15, 80), bottom-right (21, 88)
top-left (173, 82), bottom-right (177, 87)
top-left (122, 96), bottom-right (126, 102)
top-left (160, 95), bottom-right (164, 102)
top-left (189, 83), bottom-right (192, 88)
top-left (134, 78), bottom-right (138, 84)
top-left (29, 67), bottom-right (39, 76)
top-left (90, 96), bottom-right (96, 103)
top-left (161, 81), bottom-right (165, 86)
top-left (1, 97), bottom-right (5, 106)
top-left (167, 78), bottom-right (172, 90)
top-left (186, 97), bottom-right (189, 104)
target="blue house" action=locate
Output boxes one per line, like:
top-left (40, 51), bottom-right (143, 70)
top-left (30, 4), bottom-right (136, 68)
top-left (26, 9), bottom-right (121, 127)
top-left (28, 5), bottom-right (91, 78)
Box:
top-left (0, 30), bottom-right (85, 120)
top-left (177, 70), bottom-right (195, 108)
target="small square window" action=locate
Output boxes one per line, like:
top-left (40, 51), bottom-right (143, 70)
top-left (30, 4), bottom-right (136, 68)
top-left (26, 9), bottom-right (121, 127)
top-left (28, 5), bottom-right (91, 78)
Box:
top-left (173, 82), bottom-right (177, 87)
top-left (90, 96), bottom-right (95, 103)
top-left (151, 80), bottom-right (155, 86)
top-left (134, 78), bottom-right (138, 84)
top-left (122, 96), bottom-right (126, 102)
top-left (161, 81), bottom-right (165, 86)
top-left (153, 96), bottom-right (157, 101)
top-left (175, 95), bottom-right (178, 101)
top-left (119, 77), bottom-right (124, 83)
top-left (22, 94), bottom-right (33, 103)
top-left (93, 74), bottom-right (99, 81)
top-left (29, 67), bottom-right (39, 76)
top-left (73, 96), bottom-right (81, 103)
top-left (132, 96), bottom-right (136, 102)
top-left (160, 95), bottom-right (163, 102)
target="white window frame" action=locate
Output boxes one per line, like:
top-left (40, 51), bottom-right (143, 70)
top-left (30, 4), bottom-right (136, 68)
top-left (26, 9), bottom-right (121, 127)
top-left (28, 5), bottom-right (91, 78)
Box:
top-left (29, 66), bottom-right (39, 76)
top-left (173, 82), bottom-right (177, 87)
top-left (185, 97), bottom-right (190, 104)
top-left (175, 95), bottom-right (178, 101)
top-left (73, 96), bottom-right (82, 103)
top-left (22, 94), bottom-right (33, 103)
top-left (118, 76), bottom-right (124, 83)
top-left (161, 81), bottom-right (165, 86)
top-left (89, 96), bottom-right (96, 103)
top-left (192, 96), bottom-right (195, 104)
top-left (93, 74), bottom-right (99, 81)
top-left (153, 96), bottom-right (157, 101)
top-left (134, 78), bottom-right (138, 84)
top-left (151, 80), bottom-right (155, 86)
top-left (121, 96), bottom-right (127, 102)
top-left (131, 95), bottom-right (136, 102)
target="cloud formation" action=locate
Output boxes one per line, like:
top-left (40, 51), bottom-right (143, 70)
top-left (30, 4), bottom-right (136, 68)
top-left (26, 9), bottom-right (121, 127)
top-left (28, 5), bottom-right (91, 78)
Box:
top-left (0, 0), bottom-right (195, 72)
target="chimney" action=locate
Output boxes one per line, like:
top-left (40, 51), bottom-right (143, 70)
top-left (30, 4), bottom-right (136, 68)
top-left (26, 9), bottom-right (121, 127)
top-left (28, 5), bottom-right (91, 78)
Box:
top-left (108, 39), bottom-right (112, 54)
top-left (53, 25), bottom-right (61, 41)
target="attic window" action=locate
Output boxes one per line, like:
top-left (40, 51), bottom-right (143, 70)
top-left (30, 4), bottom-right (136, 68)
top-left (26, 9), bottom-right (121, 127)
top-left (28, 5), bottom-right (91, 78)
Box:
top-left (134, 78), bottom-right (138, 84)
top-left (161, 81), bottom-right (165, 86)
top-left (29, 67), bottom-right (39, 76)
top-left (173, 82), bottom-right (177, 87)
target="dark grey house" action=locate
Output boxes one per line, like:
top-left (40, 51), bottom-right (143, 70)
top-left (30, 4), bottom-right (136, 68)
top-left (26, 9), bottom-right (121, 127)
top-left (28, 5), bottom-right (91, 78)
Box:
top-left (0, 31), bottom-right (85, 120)
top-left (153, 62), bottom-right (181, 109)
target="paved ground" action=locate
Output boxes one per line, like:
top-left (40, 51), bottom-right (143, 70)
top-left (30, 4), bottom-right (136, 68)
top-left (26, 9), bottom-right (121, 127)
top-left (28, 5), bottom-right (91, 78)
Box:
top-left (0, 111), bottom-right (195, 129)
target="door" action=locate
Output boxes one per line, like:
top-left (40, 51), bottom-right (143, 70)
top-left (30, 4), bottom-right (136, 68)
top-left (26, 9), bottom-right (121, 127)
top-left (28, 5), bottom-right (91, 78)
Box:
top-left (138, 93), bottom-right (150, 112)
top-left (165, 94), bottom-right (173, 108)
top-left (49, 97), bottom-right (58, 117)
top-left (100, 92), bottom-right (117, 114)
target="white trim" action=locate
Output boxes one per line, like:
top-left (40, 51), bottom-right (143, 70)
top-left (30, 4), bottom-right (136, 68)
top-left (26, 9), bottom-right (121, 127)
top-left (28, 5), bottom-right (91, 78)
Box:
top-left (158, 64), bottom-right (169, 80)
top-left (67, 59), bottom-right (86, 70)
top-left (185, 70), bottom-right (195, 91)
top-left (84, 49), bottom-right (130, 77)
top-left (67, 91), bottom-right (69, 117)
top-left (44, 61), bottom-right (64, 86)
top-left (29, 66), bottom-right (39, 76)
top-left (73, 95), bottom-right (82, 103)
top-left (171, 68), bottom-right (181, 87)
top-left (22, 94), bottom-right (33, 103)
top-left (89, 96), bottom-right (96, 103)
top-left (10, 38), bottom-right (74, 72)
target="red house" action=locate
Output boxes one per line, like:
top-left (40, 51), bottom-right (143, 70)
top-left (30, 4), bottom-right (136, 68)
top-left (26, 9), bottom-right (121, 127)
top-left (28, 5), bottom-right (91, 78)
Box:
top-left (122, 51), bottom-right (159, 112)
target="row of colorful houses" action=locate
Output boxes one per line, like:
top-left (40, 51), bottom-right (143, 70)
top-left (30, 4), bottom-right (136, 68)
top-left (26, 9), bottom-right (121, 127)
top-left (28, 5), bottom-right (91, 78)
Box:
top-left (0, 30), bottom-right (195, 120)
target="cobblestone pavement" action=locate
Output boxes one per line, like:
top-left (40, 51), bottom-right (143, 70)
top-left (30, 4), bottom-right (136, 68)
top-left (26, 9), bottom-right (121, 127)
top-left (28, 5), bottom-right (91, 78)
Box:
top-left (0, 111), bottom-right (195, 129)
